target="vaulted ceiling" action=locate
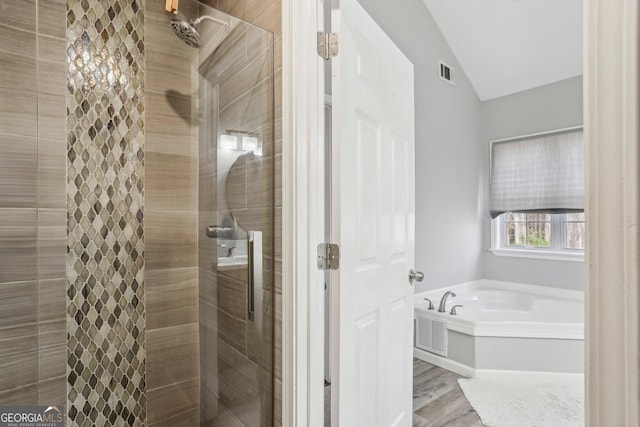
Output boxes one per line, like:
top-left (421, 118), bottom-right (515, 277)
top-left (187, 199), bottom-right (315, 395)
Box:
top-left (422, 0), bottom-right (583, 101)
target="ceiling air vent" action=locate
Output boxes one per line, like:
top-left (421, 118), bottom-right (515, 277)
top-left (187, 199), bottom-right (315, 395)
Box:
top-left (439, 61), bottom-right (455, 85)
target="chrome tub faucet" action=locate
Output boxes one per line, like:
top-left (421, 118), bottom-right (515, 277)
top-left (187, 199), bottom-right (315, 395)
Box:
top-left (438, 291), bottom-right (456, 313)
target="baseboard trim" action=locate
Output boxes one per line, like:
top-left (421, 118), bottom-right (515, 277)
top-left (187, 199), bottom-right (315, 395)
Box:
top-left (413, 348), bottom-right (475, 377)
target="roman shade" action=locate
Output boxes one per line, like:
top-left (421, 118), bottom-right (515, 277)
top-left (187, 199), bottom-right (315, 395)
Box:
top-left (490, 128), bottom-right (584, 219)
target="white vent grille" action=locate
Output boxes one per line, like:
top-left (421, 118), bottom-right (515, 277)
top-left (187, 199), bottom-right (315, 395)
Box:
top-left (431, 321), bottom-right (446, 352)
top-left (439, 61), bottom-right (455, 85)
top-left (415, 314), bottom-right (448, 357)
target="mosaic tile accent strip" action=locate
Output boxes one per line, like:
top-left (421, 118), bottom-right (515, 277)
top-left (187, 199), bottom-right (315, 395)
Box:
top-left (66, 0), bottom-right (145, 425)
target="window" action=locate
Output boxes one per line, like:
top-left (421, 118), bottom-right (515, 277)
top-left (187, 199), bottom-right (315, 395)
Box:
top-left (504, 213), bottom-right (551, 248)
top-left (564, 213), bottom-right (586, 249)
top-left (490, 128), bottom-right (584, 218)
top-left (489, 127), bottom-right (585, 261)
top-left (491, 212), bottom-right (585, 261)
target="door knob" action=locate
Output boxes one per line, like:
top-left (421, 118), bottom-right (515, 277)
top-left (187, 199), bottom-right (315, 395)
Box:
top-left (408, 269), bottom-right (424, 285)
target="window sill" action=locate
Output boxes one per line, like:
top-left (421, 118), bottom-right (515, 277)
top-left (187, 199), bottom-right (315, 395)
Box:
top-left (488, 248), bottom-right (584, 262)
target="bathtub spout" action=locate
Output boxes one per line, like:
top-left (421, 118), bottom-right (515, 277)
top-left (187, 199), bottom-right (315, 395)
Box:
top-left (438, 291), bottom-right (456, 313)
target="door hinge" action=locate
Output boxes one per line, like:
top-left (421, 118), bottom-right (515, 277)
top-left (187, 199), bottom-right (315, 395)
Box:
top-left (317, 32), bottom-right (339, 60)
top-left (317, 243), bottom-right (340, 270)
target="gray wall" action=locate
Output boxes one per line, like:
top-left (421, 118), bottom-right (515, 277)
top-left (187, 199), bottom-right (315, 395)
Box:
top-left (356, 1), bottom-right (583, 292)
top-left (481, 76), bottom-right (584, 291)
top-left (358, 0), bottom-right (485, 292)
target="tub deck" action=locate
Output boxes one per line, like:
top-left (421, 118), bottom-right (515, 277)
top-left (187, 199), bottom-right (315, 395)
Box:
top-left (415, 280), bottom-right (584, 339)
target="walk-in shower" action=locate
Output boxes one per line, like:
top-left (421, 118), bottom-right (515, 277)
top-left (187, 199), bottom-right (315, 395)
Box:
top-left (0, 0), bottom-right (276, 425)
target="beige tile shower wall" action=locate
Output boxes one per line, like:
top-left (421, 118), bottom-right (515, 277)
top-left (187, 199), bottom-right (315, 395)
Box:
top-left (203, 1), bottom-right (283, 425)
top-left (0, 0), bottom-right (66, 406)
top-left (144, 1), bottom-right (201, 425)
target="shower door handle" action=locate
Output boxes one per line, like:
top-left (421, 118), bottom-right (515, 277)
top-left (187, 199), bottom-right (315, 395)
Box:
top-left (247, 231), bottom-right (262, 321)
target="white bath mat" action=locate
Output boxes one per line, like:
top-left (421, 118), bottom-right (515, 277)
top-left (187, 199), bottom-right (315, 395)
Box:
top-left (458, 373), bottom-right (584, 427)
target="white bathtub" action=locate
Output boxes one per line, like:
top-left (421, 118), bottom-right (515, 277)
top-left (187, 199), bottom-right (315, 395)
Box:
top-left (413, 280), bottom-right (584, 376)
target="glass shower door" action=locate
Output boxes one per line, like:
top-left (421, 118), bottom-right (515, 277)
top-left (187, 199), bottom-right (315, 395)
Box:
top-left (195, 4), bottom-right (275, 426)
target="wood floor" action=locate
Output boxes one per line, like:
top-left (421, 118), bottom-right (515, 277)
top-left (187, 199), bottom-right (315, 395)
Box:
top-left (324, 358), bottom-right (484, 426)
top-left (412, 359), bottom-right (483, 426)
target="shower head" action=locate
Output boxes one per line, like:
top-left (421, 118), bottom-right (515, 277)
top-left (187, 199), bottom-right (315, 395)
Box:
top-left (170, 16), bottom-right (201, 48)
top-left (170, 14), bottom-right (230, 48)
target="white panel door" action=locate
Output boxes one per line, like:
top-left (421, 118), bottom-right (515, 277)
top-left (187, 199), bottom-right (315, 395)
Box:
top-left (331, 0), bottom-right (415, 425)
